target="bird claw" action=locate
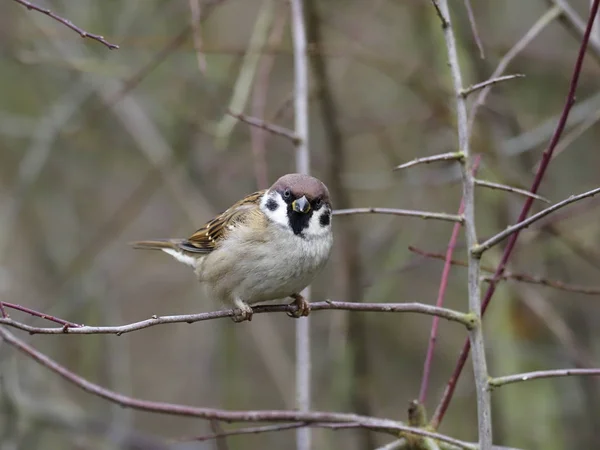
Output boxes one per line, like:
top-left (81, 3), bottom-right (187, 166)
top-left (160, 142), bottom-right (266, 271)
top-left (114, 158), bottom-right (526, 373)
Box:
top-left (231, 303), bottom-right (253, 322)
top-left (287, 293), bottom-right (311, 318)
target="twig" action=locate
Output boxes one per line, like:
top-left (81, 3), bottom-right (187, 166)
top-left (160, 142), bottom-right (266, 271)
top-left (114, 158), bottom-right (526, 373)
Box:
top-left (290, 0), bottom-right (311, 449)
top-left (178, 422), bottom-right (359, 442)
top-left (333, 208), bottom-right (463, 223)
top-left (463, 0), bottom-right (485, 58)
top-left (188, 0), bottom-right (207, 74)
top-left (226, 110), bottom-right (300, 144)
top-left (460, 74), bottom-right (524, 98)
top-left (435, 1), bottom-right (492, 447)
top-left (2, 302), bottom-right (81, 328)
top-left (489, 369), bottom-right (600, 388)
top-left (474, 179), bottom-right (550, 203)
top-left (409, 246), bottom-right (600, 295)
top-left (432, 0), bottom-right (600, 429)
top-left (429, 0), bottom-right (448, 28)
top-left (546, 0), bottom-right (600, 61)
top-left (0, 326), bottom-right (478, 450)
top-left (473, 187), bottom-right (600, 256)
top-left (394, 152), bottom-right (464, 170)
top-left (468, 6), bottom-right (561, 131)
top-left (419, 157), bottom-right (480, 404)
top-left (0, 301), bottom-right (474, 335)
top-left (12, 0), bottom-right (119, 49)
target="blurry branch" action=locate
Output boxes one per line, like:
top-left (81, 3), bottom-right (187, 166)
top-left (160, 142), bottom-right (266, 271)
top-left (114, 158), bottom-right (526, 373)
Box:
top-left (189, 0), bottom-right (207, 74)
top-left (546, 0), bottom-right (600, 59)
top-left (433, 0), bottom-right (600, 428)
top-left (333, 208), bottom-right (463, 223)
top-left (468, 6), bottom-right (561, 131)
top-left (1, 302), bottom-right (80, 327)
top-left (463, 0), bottom-right (484, 58)
top-left (394, 152), bottom-right (464, 170)
top-left (0, 326), bottom-right (478, 449)
top-left (409, 246), bottom-right (600, 295)
top-left (178, 422), bottom-right (360, 442)
top-left (12, 0), bottom-right (119, 49)
top-left (474, 179), bottom-right (550, 203)
top-left (429, 0), bottom-right (448, 28)
top-left (460, 74), bottom-right (524, 98)
top-left (419, 157), bottom-right (479, 405)
top-left (473, 186), bottom-right (600, 256)
top-left (289, 0), bottom-right (311, 449)
top-left (227, 110), bottom-right (300, 144)
top-left (0, 301), bottom-right (474, 335)
top-left (214, 0), bottom-right (275, 149)
top-left (434, 1), bottom-right (492, 447)
top-left (489, 369), bottom-right (600, 388)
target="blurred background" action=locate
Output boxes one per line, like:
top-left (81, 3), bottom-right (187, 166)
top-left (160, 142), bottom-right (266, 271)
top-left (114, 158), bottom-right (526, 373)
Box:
top-left (1, 0), bottom-right (600, 449)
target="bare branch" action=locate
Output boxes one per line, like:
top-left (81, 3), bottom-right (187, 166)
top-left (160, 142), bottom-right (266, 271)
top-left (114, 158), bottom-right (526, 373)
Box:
top-left (460, 74), bottom-right (524, 98)
top-left (468, 7), bottom-right (561, 131)
top-left (394, 152), bottom-right (464, 170)
top-left (0, 326), bottom-right (477, 449)
top-left (429, 0), bottom-right (448, 28)
top-left (410, 246), bottom-right (600, 296)
top-left (435, 0), bottom-right (492, 446)
top-left (0, 301), bottom-right (474, 335)
top-left (474, 179), bottom-right (550, 203)
top-left (463, 0), bottom-right (485, 58)
top-left (12, 0), bottom-right (119, 49)
top-left (227, 110), bottom-right (300, 144)
top-left (473, 186), bottom-right (600, 256)
top-left (489, 369), bottom-right (600, 388)
top-left (333, 208), bottom-right (463, 223)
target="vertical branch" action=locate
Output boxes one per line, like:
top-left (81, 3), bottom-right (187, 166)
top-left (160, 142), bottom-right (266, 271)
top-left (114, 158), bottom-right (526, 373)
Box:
top-left (290, 0), bottom-right (311, 449)
top-left (433, 1), bottom-right (492, 448)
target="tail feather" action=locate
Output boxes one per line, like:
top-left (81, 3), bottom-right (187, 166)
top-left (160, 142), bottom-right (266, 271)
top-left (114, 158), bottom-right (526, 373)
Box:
top-left (129, 239), bottom-right (183, 251)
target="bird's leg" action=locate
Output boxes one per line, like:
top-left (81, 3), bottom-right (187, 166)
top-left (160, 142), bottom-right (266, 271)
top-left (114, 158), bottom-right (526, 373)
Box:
top-left (287, 293), bottom-right (311, 318)
top-left (231, 298), bottom-right (253, 322)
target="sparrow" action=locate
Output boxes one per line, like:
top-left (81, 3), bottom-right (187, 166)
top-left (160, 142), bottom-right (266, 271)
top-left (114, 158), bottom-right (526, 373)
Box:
top-left (131, 173), bottom-right (333, 322)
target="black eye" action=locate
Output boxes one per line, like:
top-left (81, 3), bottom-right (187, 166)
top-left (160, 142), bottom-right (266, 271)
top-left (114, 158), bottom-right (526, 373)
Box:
top-left (283, 189), bottom-right (291, 200)
top-left (314, 198), bottom-right (323, 209)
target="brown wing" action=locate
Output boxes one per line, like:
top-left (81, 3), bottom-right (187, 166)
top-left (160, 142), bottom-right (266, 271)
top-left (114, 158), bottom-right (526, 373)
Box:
top-left (179, 190), bottom-right (266, 254)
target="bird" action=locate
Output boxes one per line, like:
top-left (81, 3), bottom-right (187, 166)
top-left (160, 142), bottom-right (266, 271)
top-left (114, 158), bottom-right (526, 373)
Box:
top-left (131, 173), bottom-right (333, 322)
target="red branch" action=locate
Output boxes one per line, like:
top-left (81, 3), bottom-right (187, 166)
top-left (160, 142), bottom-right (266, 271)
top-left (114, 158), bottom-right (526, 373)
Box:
top-left (418, 156), bottom-right (480, 403)
top-left (431, 0), bottom-right (600, 428)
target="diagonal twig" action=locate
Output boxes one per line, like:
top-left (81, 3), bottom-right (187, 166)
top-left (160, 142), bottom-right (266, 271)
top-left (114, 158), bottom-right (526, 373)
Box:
top-left (489, 368), bottom-right (600, 388)
top-left (394, 152), bottom-right (464, 170)
top-left (460, 74), bottom-right (525, 98)
top-left (474, 179), bottom-right (550, 203)
top-left (227, 110), bottom-right (300, 144)
top-left (12, 0), bottom-right (119, 49)
top-left (333, 208), bottom-right (463, 223)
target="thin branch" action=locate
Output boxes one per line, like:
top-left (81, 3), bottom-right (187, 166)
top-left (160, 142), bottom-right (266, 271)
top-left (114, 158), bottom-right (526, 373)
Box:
top-left (460, 74), bottom-right (524, 98)
top-left (432, 0), bottom-right (600, 429)
top-left (474, 179), bottom-right (550, 203)
top-left (489, 369), bottom-right (600, 388)
top-left (333, 208), bottom-right (463, 223)
top-left (409, 246), bottom-right (600, 295)
top-left (435, 1), bottom-right (492, 447)
top-left (463, 0), bottom-right (485, 58)
top-left (468, 6), bottom-right (561, 131)
top-left (178, 422), bottom-right (360, 442)
top-left (0, 326), bottom-right (477, 450)
top-left (12, 0), bottom-right (119, 49)
top-left (546, 0), bottom-right (600, 61)
top-left (189, 0), bottom-right (207, 74)
top-left (1, 302), bottom-right (81, 328)
top-left (394, 152), bottom-right (464, 170)
top-left (473, 186), bottom-right (600, 256)
top-left (290, 0), bottom-right (311, 449)
top-left (419, 157), bottom-right (480, 404)
top-left (226, 110), bottom-right (300, 144)
top-left (429, 0), bottom-right (449, 28)
top-left (0, 301), bottom-right (474, 335)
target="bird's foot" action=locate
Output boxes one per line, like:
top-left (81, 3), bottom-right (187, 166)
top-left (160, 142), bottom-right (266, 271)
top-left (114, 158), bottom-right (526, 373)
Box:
top-left (231, 300), bottom-right (253, 322)
top-left (287, 293), bottom-right (311, 318)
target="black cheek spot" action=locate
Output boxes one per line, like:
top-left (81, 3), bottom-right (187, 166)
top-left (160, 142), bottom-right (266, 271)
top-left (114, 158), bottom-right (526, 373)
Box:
top-left (319, 211), bottom-right (331, 227)
top-left (266, 198), bottom-right (278, 211)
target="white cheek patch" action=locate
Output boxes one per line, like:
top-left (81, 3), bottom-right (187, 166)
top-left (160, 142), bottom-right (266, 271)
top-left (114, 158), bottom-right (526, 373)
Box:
top-left (162, 248), bottom-right (197, 268)
top-left (260, 192), bottom-right (289, 229)
top-left (304, 207), bottom-right (332, 238)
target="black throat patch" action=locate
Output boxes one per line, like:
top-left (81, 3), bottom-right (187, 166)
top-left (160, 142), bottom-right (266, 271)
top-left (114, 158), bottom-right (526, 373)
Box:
top-left (287, 206), bottom-right (313, 236)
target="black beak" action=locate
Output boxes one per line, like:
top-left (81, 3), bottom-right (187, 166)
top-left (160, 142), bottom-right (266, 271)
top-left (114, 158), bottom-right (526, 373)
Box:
top-left (292, 195), bottom-right (311, 213)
